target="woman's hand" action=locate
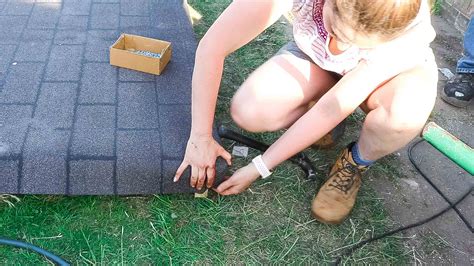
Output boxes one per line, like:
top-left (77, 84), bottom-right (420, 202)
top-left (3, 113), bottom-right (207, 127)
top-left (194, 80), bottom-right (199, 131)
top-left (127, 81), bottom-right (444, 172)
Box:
top-left (174, 134), bottom-right (232, 190)
top-left (214, 163), bottom-right (260, 196)
top-left (174, 0), bottom-right (292, 191)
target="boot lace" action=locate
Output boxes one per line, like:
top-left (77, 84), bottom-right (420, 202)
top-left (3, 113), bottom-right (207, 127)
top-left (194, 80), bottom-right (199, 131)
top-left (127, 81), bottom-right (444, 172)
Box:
top-left (327, 155), bottom-right (363, 194)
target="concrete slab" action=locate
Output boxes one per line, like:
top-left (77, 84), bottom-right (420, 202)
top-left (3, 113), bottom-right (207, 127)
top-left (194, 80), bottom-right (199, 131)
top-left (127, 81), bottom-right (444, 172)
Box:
top-left (0, 0), bottom-right (227, 195)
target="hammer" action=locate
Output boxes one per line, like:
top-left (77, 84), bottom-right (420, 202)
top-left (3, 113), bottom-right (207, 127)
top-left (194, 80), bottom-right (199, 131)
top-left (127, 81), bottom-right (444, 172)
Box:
top-left (217, 124), bottom-right (319, 181)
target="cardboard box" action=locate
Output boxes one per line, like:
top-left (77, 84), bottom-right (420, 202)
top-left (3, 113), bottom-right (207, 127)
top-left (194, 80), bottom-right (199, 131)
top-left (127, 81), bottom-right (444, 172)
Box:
top-left (110, 33), bottom-right (172, 75)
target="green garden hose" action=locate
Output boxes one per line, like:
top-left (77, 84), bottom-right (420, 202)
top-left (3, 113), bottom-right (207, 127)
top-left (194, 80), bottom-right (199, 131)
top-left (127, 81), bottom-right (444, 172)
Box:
top-left (422, 122), bottom-right (474, 175)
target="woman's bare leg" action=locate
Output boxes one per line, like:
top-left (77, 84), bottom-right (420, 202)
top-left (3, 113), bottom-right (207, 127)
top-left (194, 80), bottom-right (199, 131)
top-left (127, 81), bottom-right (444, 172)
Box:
top-left (230, 53), bottom-right (338, 132)
top-left (311, 61), bottom-right (438, 225)
top-left (358, 61), bottom-right (438, 161)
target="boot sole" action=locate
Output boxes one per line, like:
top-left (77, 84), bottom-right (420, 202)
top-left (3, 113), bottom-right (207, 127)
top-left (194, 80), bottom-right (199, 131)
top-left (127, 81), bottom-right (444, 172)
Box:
top-left (441, 92), bottom-right (472, 108)
top-left (311, 210), bottom-right (344, 225)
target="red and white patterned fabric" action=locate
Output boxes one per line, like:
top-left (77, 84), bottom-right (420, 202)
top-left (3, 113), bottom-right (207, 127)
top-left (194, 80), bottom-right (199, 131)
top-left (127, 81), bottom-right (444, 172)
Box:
top-left (291, 0), bottom-right (435, 75)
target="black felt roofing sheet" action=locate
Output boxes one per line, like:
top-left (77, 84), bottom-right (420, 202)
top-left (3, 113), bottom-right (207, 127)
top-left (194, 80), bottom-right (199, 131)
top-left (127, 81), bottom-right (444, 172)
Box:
top-left (0, 0), bottom-right (227, 195)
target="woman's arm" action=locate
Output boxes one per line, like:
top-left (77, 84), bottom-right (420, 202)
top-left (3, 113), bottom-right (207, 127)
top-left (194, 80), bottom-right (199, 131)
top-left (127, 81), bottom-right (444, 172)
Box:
top-left (191, 0), bottom-right (294, 136)
top-left (261, 55), bottom-right (418, 170)
top-left (260, 65), bottom-right (371, 170)
top-left (175, 0), bottom-right (293, 190)
top-left (216, 60), bottom-right (397, 195)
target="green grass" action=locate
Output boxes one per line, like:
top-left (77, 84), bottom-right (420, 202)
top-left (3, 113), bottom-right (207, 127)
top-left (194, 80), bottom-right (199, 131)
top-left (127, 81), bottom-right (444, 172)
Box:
top-left (432, 0), bottom-right (443, 16)
top-left (0, 1), bottom-right (410, 264)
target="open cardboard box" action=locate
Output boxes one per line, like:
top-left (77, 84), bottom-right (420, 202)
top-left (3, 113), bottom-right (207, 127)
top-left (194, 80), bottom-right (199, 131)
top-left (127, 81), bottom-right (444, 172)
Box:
top-left (110, 33), bottom-right (172, 75)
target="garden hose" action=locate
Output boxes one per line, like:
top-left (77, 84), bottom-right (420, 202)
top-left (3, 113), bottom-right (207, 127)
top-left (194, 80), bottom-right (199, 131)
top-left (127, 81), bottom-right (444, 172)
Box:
top-left (422, 122), bottom-right (474, 175)
top-left (0, 238), bottom-right (70, 265)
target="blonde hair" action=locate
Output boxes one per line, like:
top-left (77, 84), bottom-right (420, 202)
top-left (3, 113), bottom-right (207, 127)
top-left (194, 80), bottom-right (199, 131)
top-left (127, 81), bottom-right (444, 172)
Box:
top-left (332, 0), bottom-right (422, 40)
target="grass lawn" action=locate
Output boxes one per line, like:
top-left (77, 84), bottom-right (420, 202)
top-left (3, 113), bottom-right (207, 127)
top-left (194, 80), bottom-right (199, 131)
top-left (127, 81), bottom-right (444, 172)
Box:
top-left (0, 1), bottom-right (410, 264)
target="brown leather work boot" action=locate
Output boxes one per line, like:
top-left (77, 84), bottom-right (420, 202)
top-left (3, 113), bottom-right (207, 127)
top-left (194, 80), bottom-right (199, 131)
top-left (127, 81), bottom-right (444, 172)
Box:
top-left (311, 143), bottom-right (369, 224)
top-left (311, 121), bottom-right (346, 149)
top-left (307, 101), bottom-right (345, 149)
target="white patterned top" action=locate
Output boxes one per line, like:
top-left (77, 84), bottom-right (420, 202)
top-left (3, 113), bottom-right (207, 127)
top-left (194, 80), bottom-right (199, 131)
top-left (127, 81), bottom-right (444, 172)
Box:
top-left (291, 0), bottom-right (435, 75)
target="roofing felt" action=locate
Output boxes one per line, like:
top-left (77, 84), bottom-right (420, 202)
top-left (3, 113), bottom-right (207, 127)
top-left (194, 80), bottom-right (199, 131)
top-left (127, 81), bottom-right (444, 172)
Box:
top-left (0, 0), bottom-right (227, 195)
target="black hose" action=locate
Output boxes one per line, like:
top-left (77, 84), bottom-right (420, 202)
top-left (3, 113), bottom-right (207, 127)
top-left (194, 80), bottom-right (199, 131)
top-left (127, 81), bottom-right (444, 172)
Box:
top-left (333, 139), bottom-right (473, 265)
top-left (334, 186), bottom-right (472, 265)
top-left (0, 238), bottom-right (70, 265)
top-left (408, 139), bottom-right (473, 232)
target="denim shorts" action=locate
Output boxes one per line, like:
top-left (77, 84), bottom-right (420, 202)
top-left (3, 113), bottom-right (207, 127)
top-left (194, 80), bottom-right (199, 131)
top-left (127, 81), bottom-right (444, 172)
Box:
top-left (276, 41), bottom-right (314, 62)
top-left (276, 41), bottom-right (343, 80)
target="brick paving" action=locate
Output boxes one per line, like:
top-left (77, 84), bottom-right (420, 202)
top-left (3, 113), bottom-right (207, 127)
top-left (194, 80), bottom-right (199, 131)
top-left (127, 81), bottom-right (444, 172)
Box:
top-left (0, 0), bottom-right (226, 195)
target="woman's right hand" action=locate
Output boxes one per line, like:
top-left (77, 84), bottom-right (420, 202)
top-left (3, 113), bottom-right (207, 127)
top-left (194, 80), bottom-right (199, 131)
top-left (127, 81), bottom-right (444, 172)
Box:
top-left (174, 134), bottom-right (232, 190)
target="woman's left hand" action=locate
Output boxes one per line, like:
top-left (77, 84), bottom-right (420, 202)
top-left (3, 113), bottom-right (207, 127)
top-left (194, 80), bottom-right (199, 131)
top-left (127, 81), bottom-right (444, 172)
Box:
top-left (214, 163), bottom-right (261, 196)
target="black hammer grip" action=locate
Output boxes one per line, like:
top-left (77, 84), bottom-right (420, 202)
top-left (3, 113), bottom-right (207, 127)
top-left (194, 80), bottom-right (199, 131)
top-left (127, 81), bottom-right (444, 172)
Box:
top-left (217, 124), bottom-right (318, 181)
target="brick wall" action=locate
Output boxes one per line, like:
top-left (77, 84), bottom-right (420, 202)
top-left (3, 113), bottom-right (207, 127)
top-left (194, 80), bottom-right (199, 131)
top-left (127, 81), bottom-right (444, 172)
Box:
top-left (441, 0), bottom-right (473, 32)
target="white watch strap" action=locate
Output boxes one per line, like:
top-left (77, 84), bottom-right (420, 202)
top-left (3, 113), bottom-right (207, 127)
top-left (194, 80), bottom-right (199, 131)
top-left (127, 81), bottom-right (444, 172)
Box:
top-left (252, 155), bottom-right (272, 179)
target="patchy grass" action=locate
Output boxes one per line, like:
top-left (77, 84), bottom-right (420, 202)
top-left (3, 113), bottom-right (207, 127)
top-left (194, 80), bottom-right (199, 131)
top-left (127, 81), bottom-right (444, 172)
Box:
top-left (432, 0), bottom-right (443, 16)
top-left (0, 0), bottom-right (410, 264)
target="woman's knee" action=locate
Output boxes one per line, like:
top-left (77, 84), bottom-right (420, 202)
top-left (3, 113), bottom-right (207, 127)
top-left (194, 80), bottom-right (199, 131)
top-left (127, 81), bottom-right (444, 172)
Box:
top-left (230, 91), bottom-right (265, 132)
top-left (230, 89), bottom-right (284, 132)
top-left (389, 94), bottom-right (435, 134)
top-left (388, 113), bottom-right (429, 135)
top-left (366, 102), bottom-right (432, 136)
top-left (366, 66), bottom-right (437, 135)
top-left (230, 96), bottom-right (255, 131)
